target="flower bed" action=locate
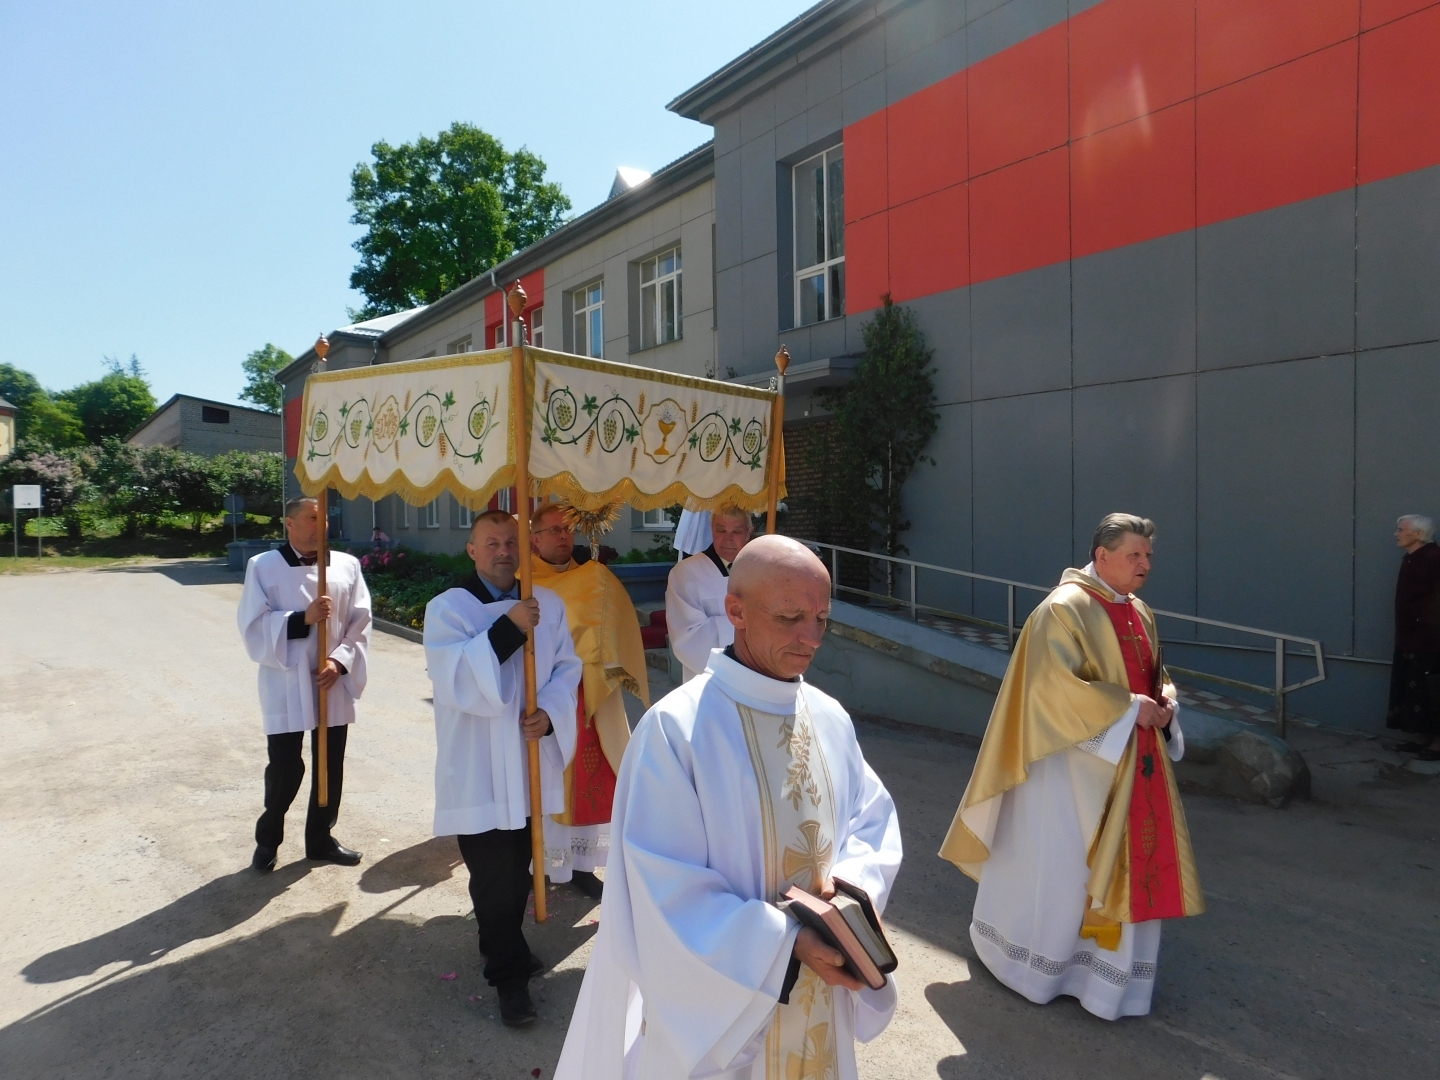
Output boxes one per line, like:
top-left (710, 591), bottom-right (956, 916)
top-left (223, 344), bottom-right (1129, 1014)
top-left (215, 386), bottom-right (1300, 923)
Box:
top-left (359, 547), bottom-right (472, 629)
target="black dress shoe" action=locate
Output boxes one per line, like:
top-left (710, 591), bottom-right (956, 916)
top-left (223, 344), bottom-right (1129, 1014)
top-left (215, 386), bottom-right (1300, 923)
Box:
top-left (497, 983), bottom-right (537, 1027)
top-left (1396, 741), bottom-right (1429, 754)
top-left (251, 846), bottom-right (277, 873)
top-left (572, 870), bottom-right (604, 900)
top-left (306, 842), bottom-right (362, 866)
top-left (1417, 748), bottom-right (1440, 761)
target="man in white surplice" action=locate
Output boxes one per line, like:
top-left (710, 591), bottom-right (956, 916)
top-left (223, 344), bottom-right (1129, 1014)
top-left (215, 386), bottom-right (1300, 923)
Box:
top-left (665, 505), bottom-right (753, 682)
top-left (557, 535), bottom-right (902, 1080)
top-left (424, 510), bottom-right (581, 1028)
top-left (238, 496), bottom-right (370, 872)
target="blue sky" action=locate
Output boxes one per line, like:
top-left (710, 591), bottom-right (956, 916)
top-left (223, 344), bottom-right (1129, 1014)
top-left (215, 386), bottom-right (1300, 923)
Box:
top-left (0, 0), bottom-right (814, 407)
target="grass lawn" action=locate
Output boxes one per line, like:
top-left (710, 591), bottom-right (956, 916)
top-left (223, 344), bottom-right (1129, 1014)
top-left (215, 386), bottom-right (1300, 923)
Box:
top-left (0, 514), bottom-right (281, 573)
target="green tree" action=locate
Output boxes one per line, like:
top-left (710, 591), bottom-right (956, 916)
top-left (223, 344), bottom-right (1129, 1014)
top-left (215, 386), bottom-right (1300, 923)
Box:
top-left (212, 450), bottom-right (283, 519)
top-left (348, 122), bottom-right (571, 318)
top-left (239, 344), bottom-right (292, 413)
top-left (0, 449), bottom-right (89, 536)
top-left (811, 297), bottom-right (938, 582)
top-left (0, 364), bottom-right (85, 448)
top-left (58, 356), bottom-right (157, 443)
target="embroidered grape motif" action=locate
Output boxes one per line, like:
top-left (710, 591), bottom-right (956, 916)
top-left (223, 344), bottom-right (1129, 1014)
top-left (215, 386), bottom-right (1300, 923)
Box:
top-left (311, 413), bottom-right (328, 441)
top-left (421, 413), bottom-right (438, 443)
top-left (468, 403), bottom-right (488, 439)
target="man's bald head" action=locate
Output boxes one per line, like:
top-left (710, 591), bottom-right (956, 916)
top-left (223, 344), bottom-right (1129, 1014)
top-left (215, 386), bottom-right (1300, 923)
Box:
top-left (724, 535), bottom-right (832, 680)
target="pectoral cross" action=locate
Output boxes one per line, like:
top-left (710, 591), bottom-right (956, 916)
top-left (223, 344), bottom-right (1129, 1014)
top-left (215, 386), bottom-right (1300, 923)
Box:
top-left (782, 820), bottom-right (833, 893)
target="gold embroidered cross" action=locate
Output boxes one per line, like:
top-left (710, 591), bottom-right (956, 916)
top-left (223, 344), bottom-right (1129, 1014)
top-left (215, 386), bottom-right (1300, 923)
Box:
top-left (782, 820), bottom-right (833, 893)
top-left (785, 1022), bottom-right (836, 1080)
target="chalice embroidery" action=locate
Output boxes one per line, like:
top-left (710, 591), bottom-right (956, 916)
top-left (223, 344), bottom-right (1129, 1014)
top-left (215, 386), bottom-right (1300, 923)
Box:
top-left (653, 401), bottom-right (681, 458)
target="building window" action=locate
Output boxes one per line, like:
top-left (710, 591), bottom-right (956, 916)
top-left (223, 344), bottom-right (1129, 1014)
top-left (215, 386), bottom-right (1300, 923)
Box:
top-left (530, 306), bottom-right (544, 349)
top-left (639, 507), bottom-right (674, 530)
top-left (492, 321), bottom-right (506, 349)
top-left (639, 247), bottom-right (682, 349)
top-left (572, 280), bottom-right (603, 358)
top-left (491, 487), bottom-right (513, 513)
top-left (448, 335), bottom-right (472, 354)
top-left (201, 406), bottom-right (230, 424)
top-left (793, 146), bottom-right (845, 325)
top-left (456, 502), bottom-right (473, 529)
top-left (422, 498), bottom-right (441, 529)
top-left (396, 495), bottom-right (410, 530)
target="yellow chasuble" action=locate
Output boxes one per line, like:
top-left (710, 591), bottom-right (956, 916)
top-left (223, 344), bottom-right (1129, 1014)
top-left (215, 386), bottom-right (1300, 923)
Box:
top-left (938, 568), bottom-right (1204, 925)
top-left (531, 555), bottom-right (650, 826)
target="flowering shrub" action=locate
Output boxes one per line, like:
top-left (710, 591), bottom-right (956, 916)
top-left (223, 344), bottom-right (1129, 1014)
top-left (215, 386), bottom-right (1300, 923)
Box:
top-left (361, 547), bottom-right (472, 629)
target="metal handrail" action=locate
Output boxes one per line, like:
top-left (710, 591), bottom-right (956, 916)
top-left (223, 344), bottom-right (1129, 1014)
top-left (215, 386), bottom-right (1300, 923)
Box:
top-left (801, 539), bottom-right (1326, 738)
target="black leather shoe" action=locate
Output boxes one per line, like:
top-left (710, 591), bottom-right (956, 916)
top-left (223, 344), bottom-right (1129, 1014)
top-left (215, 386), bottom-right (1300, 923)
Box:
top-left (306, 842), bottom-right (362, 866)
top-left (498, 983), bottom-right (537, 1027)
top-left (528, 953), bottom-right (545, 978)
top-left (1396, 741), bottom-right (1429, 753)
top-left (251, 846), bottom-right (277, 873)
top-left (1417, 748), bottom-right (1440, 762)
top-left (572, 870), bottom-right (604, 900)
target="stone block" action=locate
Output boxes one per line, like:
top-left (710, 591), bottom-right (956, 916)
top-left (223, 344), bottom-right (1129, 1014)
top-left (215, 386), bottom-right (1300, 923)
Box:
top-left (1216, 729), bottom-right (1312, 807)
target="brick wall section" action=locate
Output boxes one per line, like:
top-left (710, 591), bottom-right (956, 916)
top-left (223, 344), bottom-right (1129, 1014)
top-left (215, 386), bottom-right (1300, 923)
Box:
top-left (177, 398), bottom-right (281, 456)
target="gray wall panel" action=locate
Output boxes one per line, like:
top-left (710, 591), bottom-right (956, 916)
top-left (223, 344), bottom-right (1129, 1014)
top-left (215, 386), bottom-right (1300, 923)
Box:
top-left (904, 401), bottom-right (974, 615)
top-left (1073, 376), bottom-right (1197, 618)
top-left (1357, 164), bottom-right (1440, 351)
top-left (739, 132), bottom-right (777, 263)
top-left (971, 262), bottom-right (1072, 399)
top-left (968, 0), bottom-right (1069, 67)
top-left (1073, 231), bottom-right (1196, 385)
top-left (805, 96), bottom-right (844, 150)
top-left (843, 71), bottom-right (888, 125)
top-left (972, 390), bottom-right (1073, 598)
top-left (907, 286), bottom-right (972, 406)
top-left (775, 113), bottom-right (809, 161)
top-left (886, 0), bottom-right (967, 64)
top-left (806, 48), bottom-right (843, 107)
top-left (886, 30), bottom-right (967, 105)
top-left (739, 88), bottom-right (775, 146)
top-left (717, 264), bottom-right (743, 373)
top-left (842, 24), bottom-right (887, 88)
top-left (775, 70), bottom-right (808, 125)
top-left (1197, 356), bottom-right (1355, 648)
top-left (1354, 341), bottom-right (1440, 656)
top-left (740, 254), bottom-right (780, 371)
top-left (713, 150), bottom-right (742, 271)
top-left (1197, 190), bottom-right (1356, 370)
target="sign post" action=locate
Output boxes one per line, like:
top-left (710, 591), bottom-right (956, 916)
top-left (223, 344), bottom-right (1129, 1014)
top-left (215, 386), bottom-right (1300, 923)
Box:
top-left (223, 493), bottom-right (246, 543)
top-left (13, 485), bottom-right (40, 559)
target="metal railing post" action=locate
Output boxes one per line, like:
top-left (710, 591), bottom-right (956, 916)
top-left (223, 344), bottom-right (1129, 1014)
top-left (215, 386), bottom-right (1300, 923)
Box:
top-left (1274, 637), bottom-right (1287, 739)
top-left (831, 546), bottom-right (839, 599)
top-left (1006, 586), bottom-right (1016, 651)
top-left (909, 563), bottom-right (918, 620)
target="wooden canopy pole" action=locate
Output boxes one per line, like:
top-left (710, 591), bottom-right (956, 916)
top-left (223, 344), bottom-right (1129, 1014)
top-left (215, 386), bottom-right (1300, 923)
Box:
top-left (765, 345), bottom-right (789, 535)
top-left (508, 282), bottom-right (547, 923)
top-left (313, 334), bottom-right (331, 807)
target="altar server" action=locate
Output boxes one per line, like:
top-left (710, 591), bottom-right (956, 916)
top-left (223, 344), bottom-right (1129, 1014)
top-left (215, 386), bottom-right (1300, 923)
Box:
top-left (664, 505), bottom-right (754, 681)
top-left (530, 503), bottom-right (649, 900)
top-left (238, 496), bottom-right (371, 872)
top-left (557, 535), bottom-right (902, 1080)
top-left (940, 514), bottom-right (1204, 1020)
top-left (424, 510), bottom-right (581, 1027)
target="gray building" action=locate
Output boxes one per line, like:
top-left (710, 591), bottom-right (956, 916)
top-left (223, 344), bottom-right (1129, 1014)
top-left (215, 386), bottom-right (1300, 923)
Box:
top-left (128, 394), bottom-right (281, 457)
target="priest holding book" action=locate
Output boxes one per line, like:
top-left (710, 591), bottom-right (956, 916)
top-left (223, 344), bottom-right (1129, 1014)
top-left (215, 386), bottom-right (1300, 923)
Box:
top-left (556, 534), bottom-right (902, 1080)
top-left (940, 513), bottom-right (1204, 1020)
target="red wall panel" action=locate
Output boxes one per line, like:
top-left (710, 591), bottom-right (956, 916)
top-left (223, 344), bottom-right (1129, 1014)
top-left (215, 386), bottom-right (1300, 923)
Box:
top-left (970, 148), bottom-right (1069, 283)
top-left (888, 73), bottom-right (967, 207)
top-left (284, 394), bottom-right (302, 459)
top-left (845, 212), bottom-right (890, 313)
top-left (968, 22), bottom-right (1069, 176)
top-left (1359, 5), bottom-right (1440, 183)
top-left (1361, 0), bottom-right (1437, 29)
top-left (1198, 0), bottom-right (1359, 93)
top-left (889, 185), bottom-right (969, 302)
top-left (1197, 41), bottom-right (1357, 226)
top-left (1070, 0), bottom-right (1194, 139)
top-left (844, 111), bottom-right (888, 222)
top-left (1072, 101), bottom-right (1195, 258)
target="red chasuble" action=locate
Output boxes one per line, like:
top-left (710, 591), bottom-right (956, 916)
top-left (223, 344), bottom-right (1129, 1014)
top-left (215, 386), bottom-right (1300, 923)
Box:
top-left (569, 685), bottom-right (618, 826)
top-left (1096, 596), bottom-right (1186, 922)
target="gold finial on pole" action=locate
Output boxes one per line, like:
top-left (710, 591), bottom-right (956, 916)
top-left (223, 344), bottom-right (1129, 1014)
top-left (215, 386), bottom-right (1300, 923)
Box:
top-left (314, 335), bottom-right (330, 361)
top-left (507, 281), bottom-right (528, 320)
top-left (766, 346), bottom-right (788, 534)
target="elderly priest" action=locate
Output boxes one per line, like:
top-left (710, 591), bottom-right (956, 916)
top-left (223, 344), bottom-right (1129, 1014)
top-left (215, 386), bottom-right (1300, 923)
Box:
top-left (940, 514), bottom-right (1203, 1020)
top-left (556, 534), bottom-right (902, 1080)
top-left (238, 497), bottom-right (371, 872)
top-left (530, 502), bottom-right (649, 900)
top-left (424, 509), bottom-right (581, 1027)
top-left (665, 504), bottom-right (754, 682)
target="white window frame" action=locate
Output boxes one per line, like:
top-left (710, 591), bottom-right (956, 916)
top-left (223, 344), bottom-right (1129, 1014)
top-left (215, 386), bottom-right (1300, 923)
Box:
top-left (530, 306), bottom-right (544, 349)
top-left (456, 503), bottom-right (473, 529)
top-left (493, 488), bottom-right (513, 514)
top-left (422, 498), bottom-right (441, 529)
top-left (639, 507), bottom-right (675, 530)
top-left (397, 495), bottom-right (410, 529)
top-left (639, 247), bottom-right (683, 349)
top-left (793, 146), bottom-right (846, 326)
top-left (492, 320), bottom-right (506, 349)
top-left (448, 335), bottom-right (472, 354)
top-left (572, 280), bottom-right (604, 358)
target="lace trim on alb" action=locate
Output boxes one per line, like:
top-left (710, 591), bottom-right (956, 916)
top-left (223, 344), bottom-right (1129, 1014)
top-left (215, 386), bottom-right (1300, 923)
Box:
top-left (972, 919), bottom-right (1154, 988)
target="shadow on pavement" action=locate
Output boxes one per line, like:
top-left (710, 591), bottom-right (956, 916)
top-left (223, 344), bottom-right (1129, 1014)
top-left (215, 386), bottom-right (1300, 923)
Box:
top-left (1, 901), bottom-right (594, 1080)
top-left (96, 559), bottom-right (242, 587)
top-left (22, 863), bottom-right (312, 984)
top-left (359, 836), bottom-right (463, 894)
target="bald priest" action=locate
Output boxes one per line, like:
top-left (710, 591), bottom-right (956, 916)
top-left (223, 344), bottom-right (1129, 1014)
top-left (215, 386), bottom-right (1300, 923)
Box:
top-left (557, 535), bottom-right (902, 1080)
top-left (940, 514), bottom-right (1204, 1020)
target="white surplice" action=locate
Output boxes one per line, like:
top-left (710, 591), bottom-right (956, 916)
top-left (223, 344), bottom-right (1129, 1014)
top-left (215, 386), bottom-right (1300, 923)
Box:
top-left (237, 547), bottom-right (371, 735)
top-left (665, 549), bottom-right (733, 682)
top-left (969, 564), bottom-right (1185, 1021)
top-left (423, 585), bottom-right (581, 836)
top-left (556, 648), bottom-right (902, 1080)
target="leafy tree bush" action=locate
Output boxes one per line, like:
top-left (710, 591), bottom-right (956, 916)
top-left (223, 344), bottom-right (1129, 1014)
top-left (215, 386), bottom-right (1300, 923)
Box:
top-left (0, 364), bottom-right (85, 448)
top-left (239, 344), bottom-right (292, 413)
top-left (348, 122), bottom-right (570, 318)
top-left (212, 450), bottom-right (283, 520)
top-left (58, 356), bottom-right (156, 444)
top-left (359, 548), bottom-right (473, 628)
top-left (0, 449), bottom-right (89, 536)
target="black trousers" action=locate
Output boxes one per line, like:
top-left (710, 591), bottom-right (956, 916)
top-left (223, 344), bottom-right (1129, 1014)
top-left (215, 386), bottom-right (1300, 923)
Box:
top-left (456, 824), bottom-right (534, 991)
top-left (254, 725), bottom-right (348, 854)
top-left (1387, 651), bottom-right (1440, 735)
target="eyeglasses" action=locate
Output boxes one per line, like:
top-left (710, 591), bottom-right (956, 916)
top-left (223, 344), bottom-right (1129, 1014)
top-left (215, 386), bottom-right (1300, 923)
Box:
top-left (534, 525), bottom-right (571, 538)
